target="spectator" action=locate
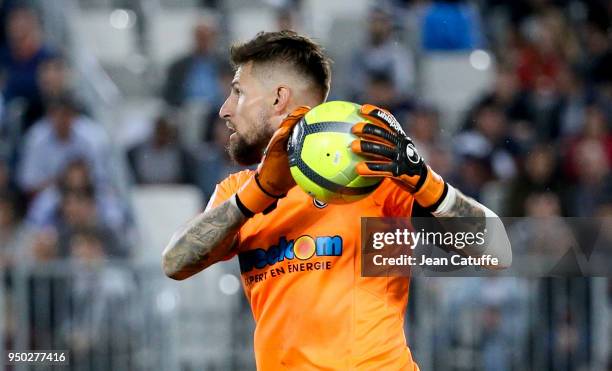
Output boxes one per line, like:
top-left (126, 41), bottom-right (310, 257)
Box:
top-left (127, 115), bottom-right (195, 185)
top-left (512, 11), bottom-right (569, 92)
top-left (360, 71), bottom-right (412, 124)
top-left (466, 66), bottom-right (531, 130)
top-left (0, 187), bottom-right (23, 350)
top-left (552, 309), bottom-right (589, 370)
top-left (26, 182), bottom-right (128, 262)
top-left (567, 140), bottom-right (612, 216)
top-left (576, 14), bottom-right (612, 122)
top-left (162, 17), bottom-right (224, 108)
top-left (489, 12), bottom-right (572, 142)
top-left (351, 6), bottom-right (415, 99)
top-left (194, 116), bottom-right (241, 200)
top-left (508, 192), bottom-right (576, 268)
top-left (563, 105), bottom-right (612, 181)
top-left (0, 6), bottom-right (57, 131)
top-left (426, 143), bottom-right (455, 182)
top-left (17, 94), bottom-right (111, 195)
top-left (525, 192), bottom-right (563, 218)
top-left (27, 157), bottom-right (126, 237)
top-left (455, 103), bottom-right (517, 182)
top-left (61, 227), bottom-right (136, 369)
top-left (580, 19), bottom-right (611, 87)
top-left (556, 64), bottom-right (589, 138)
top-left (22, 57), bottom-right (74, 130)
top-left (29, 227), bottom-right (59, 263)
top-left (421, 0), bottom-right (485, 51)
top-left (451, 155), bottom-right (492, 200)
top-left (505, 144), bottom-right (564, 216)
top-left (0, 189), bottom-right (30, 270)
top-left (404, 104), bottom-right (457, 181)
top-left (54, 186), bottom-right (126, 258)
top-left (407, 104), bottom-right (440, 151)
top-left (478, 277), bottom-right (529, 366)
top-left (480, 305), bottom-right (510, 371)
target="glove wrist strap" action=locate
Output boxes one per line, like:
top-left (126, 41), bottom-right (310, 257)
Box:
top-left (236, 175), bottom-right (278, 215)
top-left (233, 193), bottom-right (255, 218)
top-left (255, 174), bottom-right (285, 198)
top-left (414, 166), bottom-right (446, 208)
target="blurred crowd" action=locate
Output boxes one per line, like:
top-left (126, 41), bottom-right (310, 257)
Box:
top-left (0, 0), bottom-right (610, 267)
top-left (0, 0), bottom-right (610, 369)
top-left (0, 4), bottom-right (131, 274)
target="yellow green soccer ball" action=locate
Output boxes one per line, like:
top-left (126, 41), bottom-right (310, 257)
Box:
top-left (287, 101), bottom-right (383, 204)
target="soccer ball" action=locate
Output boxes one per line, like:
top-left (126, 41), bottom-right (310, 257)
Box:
top-left (287, 101), bottom-right (383, 204)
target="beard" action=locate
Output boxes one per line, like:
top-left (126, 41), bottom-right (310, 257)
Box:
top-left (227, 111), bottom-right (275, 166)
top-left (227, 132), bottom-right (268, 165)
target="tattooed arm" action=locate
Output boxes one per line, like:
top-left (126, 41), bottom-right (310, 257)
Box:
top-left (432, 186), bottom-right (512, 269)
top-left (162, 198), bottom-right (246, 280)
top-left (439, 189), bottom-right (485, 218)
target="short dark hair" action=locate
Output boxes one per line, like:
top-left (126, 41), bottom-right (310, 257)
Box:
top-left (230, 30), bottom-right (332, 100)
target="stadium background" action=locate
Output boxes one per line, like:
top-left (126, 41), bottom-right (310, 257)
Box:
top-left (0, 0), bottom-right (610, 370)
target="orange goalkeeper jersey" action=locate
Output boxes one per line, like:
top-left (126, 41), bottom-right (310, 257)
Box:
top-left (208, 170), bottom-right (420, 370)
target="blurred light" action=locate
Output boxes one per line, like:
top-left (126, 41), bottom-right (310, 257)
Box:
top-left (109, 9), bottom-right (136, 30)
top-left (156, 290), bottom-right (178, 313)
top-left (219, 274), bottom-right (240, 295)
top-left (470, 49), bottom-right (491, 71)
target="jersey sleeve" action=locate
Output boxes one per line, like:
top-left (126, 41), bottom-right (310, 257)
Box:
top-left (204, 170), bottom-right (254, 211)
top-left (203, 170), bottom-right (254, 260)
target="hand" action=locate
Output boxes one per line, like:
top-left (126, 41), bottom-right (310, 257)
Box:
top-left (351, 104), bottom-right (446, 208)
top-left (236, 106), bottom-right (311, 215)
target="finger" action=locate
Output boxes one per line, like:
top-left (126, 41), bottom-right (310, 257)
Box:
top-left (352, 122), bottom-right (398, 146)
top-left (351, 140), bottom-right (396, 161)
top-left (292, 105), bottom-right (311, 116)
top-left (279, 106), bottom-right (311, 130)
top-left (264, 123), bottom-right (295, 156)
top-left (274, 109), bottom-right (309, 146)
top-left (273, 106), bottom-right (310, 153)
top-left (356, 161), bottom-right (394, 177)
top-left (267, 127), bottom-right (289, 148)
top-left (359, 104), bottom-right (406, 136)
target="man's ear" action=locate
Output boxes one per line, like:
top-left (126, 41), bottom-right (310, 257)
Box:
top-left (272, 86), bottom-right (291, 113)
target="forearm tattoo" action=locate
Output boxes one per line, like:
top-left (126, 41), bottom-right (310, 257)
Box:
top-left (443, 190), bottom-right (486, 218)
top-left (163, 200), bottom-right (246, 280)
top-left (437, 190), bottom-right (487, 255)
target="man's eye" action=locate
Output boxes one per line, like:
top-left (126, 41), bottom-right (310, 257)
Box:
top-left (233, 88), bottom-right (241, 95)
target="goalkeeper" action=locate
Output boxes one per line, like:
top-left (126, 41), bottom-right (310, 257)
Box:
top-left (163, 30), bottom-right (511, 370)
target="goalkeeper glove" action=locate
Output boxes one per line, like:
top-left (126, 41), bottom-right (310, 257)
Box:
top-left (235, 106), bottom-right (311, 216)
top-left (351, 104), bottom-right (447, 209)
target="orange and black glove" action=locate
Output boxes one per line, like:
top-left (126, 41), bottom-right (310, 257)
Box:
top-left (235, 106), bottom-right (311, 217)
top-left (351, 104), bottom-right (447, 209)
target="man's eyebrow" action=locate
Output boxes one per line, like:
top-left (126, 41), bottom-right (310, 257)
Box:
top-left (231, 81), bottom-right (240, 88)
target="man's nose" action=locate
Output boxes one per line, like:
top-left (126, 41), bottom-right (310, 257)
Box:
top-left (219, 97), bottom-right (231, 119)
